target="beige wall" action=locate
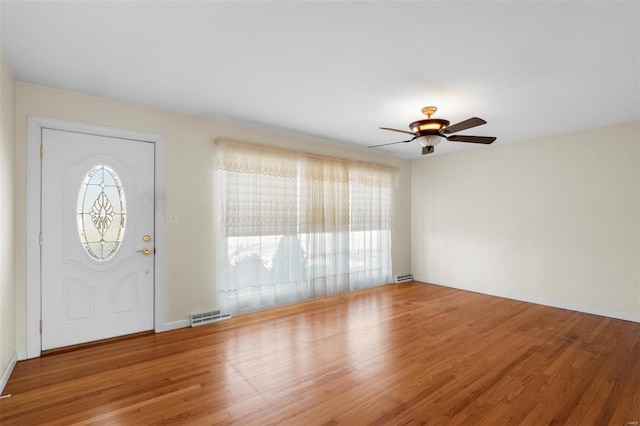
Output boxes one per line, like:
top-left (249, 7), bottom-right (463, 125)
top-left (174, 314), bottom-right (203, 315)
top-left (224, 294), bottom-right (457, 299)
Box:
top-left (14, 82), bottom-right (412, 351)
top-left (10, 79), bottom-right (638, 363)
top-left (0, 56), bottom-right (17, 378)
top-left (412, 121), bottom-right (640, 320)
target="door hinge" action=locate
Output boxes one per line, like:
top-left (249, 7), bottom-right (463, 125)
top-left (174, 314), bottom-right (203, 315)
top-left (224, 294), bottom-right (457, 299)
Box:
top-left (39, 233), bottom-right (43, 246)
top-left (40, 145), bottom-right (43, 158)
top-left (39, 321), bottom-right (43, 334)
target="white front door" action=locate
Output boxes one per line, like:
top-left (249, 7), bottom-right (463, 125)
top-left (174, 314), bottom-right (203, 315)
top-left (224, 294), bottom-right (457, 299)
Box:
top-left (41, 129), bottom-right (155, 350)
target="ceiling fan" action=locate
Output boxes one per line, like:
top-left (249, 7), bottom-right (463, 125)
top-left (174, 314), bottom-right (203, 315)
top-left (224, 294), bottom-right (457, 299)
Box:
top-left (370, 106), bottom-right (496, 155)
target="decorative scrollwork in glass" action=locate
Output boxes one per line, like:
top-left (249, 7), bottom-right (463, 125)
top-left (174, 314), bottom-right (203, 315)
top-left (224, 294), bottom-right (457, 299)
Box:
top-left (77, 165), bottom-right (126, 261)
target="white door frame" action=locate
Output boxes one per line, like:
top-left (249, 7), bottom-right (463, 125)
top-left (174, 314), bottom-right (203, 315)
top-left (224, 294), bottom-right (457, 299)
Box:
top-left (27, 116), bottom-right (166, 358)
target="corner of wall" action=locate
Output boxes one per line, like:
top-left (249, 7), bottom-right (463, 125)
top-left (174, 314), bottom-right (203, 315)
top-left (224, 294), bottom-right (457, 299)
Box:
top-left (0, 352), bottom-right (17, 395)
top-left (0, 54), bottom-right (18, 392)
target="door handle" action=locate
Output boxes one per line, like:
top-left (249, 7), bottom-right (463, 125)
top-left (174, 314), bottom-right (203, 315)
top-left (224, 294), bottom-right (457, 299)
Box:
top-left (136, 248), bottom-right (151, 256)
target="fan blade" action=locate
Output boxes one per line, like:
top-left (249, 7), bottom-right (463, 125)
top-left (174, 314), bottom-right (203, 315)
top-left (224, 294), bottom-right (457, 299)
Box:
top-left (443, 117), bottom-right (487, 134)
top-left (379, 127), bottom-right (417, 136)
top-left (368, 136), bottom-right (417, 148)
top-left (446, 135), bottom-right (496, 144)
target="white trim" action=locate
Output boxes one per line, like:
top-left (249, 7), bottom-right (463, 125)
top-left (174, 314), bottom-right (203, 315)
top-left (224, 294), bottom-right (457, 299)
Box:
top-left (27, 116), bottom-right (167, 359)
top-left (414, 276), bottom-right (640, 323)
top-left (164, 319), bottom-right (190, 331)
top-left (0, 352), bottom-right (17, 395)
top-left (16, 350), bottom-right (27, 361)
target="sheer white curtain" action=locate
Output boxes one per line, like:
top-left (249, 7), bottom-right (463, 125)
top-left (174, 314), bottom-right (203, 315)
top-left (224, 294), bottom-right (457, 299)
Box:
top-left (216, 140), bottom-right (396, 315)
top-left (300, 155), bottom-right (351, 299)
top-left (216, 140), bottom-right (305, 314)
top-left (348, 162), bottom-right (394, 290)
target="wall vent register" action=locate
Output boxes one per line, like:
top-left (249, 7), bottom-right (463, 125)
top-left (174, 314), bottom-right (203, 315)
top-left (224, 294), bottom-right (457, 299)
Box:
top-left (395, 274), bottom-right (413, 283)
top-left (190, 311), bottom-right (231, 327)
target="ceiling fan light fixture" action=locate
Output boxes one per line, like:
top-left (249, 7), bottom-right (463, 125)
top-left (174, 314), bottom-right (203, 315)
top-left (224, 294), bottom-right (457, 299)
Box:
top-left (374, 106), bottom-right (496, 153)
top-left (417, 135), bottom-right (441, 147)
top-left (409, 118), bottom-right (450, 133)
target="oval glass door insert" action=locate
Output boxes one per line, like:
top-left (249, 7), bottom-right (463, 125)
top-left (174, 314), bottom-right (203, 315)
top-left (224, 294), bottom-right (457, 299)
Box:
top-left (77, 165), bottom-right (127, 261)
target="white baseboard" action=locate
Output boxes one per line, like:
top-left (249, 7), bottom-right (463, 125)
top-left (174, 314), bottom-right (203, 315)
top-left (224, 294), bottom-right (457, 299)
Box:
top-left (16, 350), bottom-right (27, 361)
top-left (0, 352), bottom-right (18, 395)
top-left (414, 277), bottom-right (640, 323)
top-left (164, 319), bottom-right (190, 331)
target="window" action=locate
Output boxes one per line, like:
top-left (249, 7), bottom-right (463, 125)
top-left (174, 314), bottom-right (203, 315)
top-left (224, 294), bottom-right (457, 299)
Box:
top-left (77, 164), bottom-right (126, 261)
top-left (216, 140), bottom-right (396, 315)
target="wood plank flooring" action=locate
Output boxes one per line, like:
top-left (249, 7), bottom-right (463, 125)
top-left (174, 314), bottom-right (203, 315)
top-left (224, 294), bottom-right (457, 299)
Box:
top-left (1, 282), bottom-right (639, 425)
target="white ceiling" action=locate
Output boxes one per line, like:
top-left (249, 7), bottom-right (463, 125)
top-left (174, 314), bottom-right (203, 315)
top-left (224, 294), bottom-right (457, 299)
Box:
top-left (1, 1), bottom-right (639, 158)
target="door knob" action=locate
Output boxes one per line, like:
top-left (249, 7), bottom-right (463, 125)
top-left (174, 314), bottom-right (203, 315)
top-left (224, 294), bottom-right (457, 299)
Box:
top-left (136, 248), bottom-right (151, 255)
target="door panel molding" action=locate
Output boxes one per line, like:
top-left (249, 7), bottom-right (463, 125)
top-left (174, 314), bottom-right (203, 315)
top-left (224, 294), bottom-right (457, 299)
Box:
top-left (27, 116), bottom-right (166, 358)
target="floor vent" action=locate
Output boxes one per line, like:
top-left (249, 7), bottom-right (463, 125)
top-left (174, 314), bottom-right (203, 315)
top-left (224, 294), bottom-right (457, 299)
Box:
top-left (395, 274), bottom-right (413, 283)
top-left (190, 310), bottom-right (231, 327)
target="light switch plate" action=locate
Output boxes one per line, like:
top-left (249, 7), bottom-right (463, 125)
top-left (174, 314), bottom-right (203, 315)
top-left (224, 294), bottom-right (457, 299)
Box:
top-left (165, 212), bottom-right (178, 224)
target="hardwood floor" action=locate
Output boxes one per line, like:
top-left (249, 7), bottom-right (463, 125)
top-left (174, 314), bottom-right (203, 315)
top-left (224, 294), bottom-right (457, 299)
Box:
top-left (1, 282), bottom-right (639, 425)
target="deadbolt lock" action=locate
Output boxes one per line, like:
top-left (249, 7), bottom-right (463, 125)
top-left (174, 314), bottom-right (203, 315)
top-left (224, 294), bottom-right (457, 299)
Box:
top-left (143, 235), bottom-right (151, 242)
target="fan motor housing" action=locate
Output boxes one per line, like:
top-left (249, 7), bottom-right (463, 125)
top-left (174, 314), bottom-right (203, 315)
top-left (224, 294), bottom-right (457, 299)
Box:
top-left (409, 118), bottom-right (450, 135)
